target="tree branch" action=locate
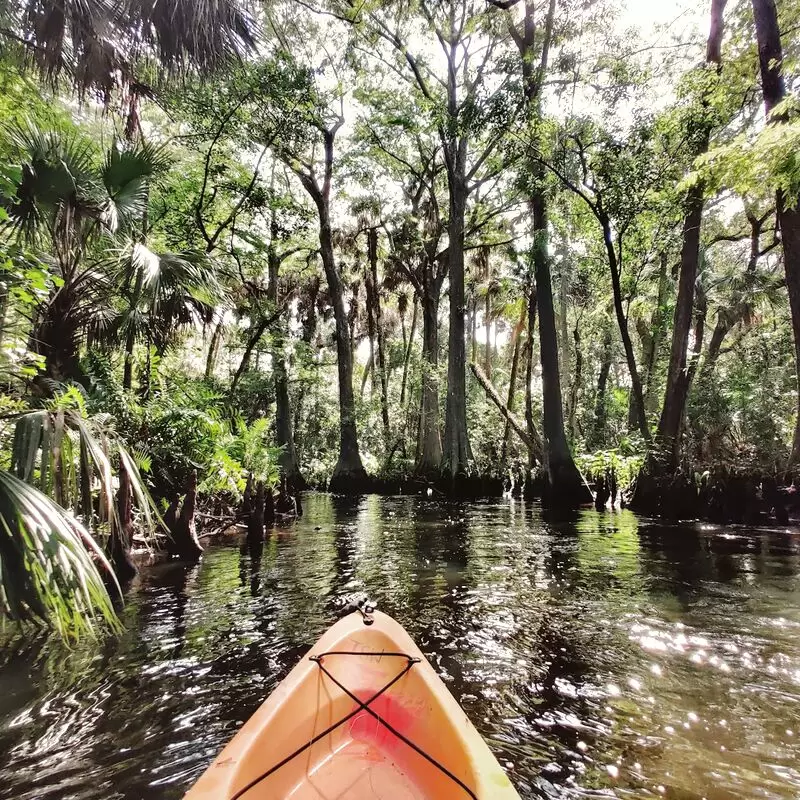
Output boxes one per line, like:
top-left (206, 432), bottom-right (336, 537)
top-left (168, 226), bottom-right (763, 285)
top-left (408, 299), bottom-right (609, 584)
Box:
top-left (470, 361), bottom-right (542, 459)
top-left (196, 91), bottom-right (254, 250)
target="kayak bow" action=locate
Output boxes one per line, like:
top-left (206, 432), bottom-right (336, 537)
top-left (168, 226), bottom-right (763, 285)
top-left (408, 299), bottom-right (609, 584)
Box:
top-left (185, 609), bottom-right (520, 799)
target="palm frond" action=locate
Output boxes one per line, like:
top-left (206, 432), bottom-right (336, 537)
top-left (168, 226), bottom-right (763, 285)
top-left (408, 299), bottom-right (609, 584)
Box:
top-left (102, 244), bottom-right (222, 353)
top-left (8, 0), bottom-right (256, 96)
top-left (146, 250), bottom-right (222, 308)
top-left (0, 469), bottom-right (119, 638)
top-left (5, 119), bottom-right (104, 244)
top-left (125, 0), bottom-right (257, 71)
top-left (118, 444), bottom-right (159, 534)
top-left (103, 139), bottom-right (171, 190)
top-left (101, 140), bottom-right (171, 232)
top-left (10, 403), bottom-right (163, 547)
top-left (20, 0), bottom-right (122, 88)
top-left (130, 241), bottom-right (161, 284)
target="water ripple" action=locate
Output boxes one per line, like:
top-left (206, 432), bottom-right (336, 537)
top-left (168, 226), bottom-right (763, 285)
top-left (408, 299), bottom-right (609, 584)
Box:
top-left (0, 497), bottom-right (799, 799)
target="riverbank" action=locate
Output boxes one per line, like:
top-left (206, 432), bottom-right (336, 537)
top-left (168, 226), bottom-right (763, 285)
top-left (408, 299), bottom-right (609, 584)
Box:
top-left (304, 467), bottom-right (800, 528)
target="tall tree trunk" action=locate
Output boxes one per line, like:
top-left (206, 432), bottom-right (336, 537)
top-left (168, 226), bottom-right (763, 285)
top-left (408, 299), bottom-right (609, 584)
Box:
top-left (484, 288), bottom-right (492, 378)
top-left (205, 319), bottom-right (224, 380)
top-left (363, 263), bottom-right (377, 398)
top-left (368, 228), bottom-right (390, 442)
top-left (123, 323), bottom-right (136, 391)
top-left (294, 278), bottom-right (320, 456)
top-left (700, 315), bottom-right (730, 382)
top-left (651, 0), bottom-right (726, 471)
top-left (568, 323), bottom-right (581, 440)
top-left (641, 251), bottom-right (670, 414)
top-left (558, 257), bottom-right (571, 424)
top-left (501, 302), bottom-right (527, 462)
top-left (655, 188), bottom-right (706, 466)
top-left (469, 291), bottom-right (478, 361)
top-left (399, 292), bottom-right (408, 353)
top-left (508, 0), bottom-right (590, 506)
top-left (139, 332), bottom-right (152, 401)
top-left (0, 285), bottom-right (8, 355)
top-left (532, 183), bottom-right (592, 507)
top-left (751, 0), bottom-right (800, 466)
top-left (443, 173), bottom-right (471, 479)
top-left (230, 317), bottom-right (268, 395)
top-left (400, 295), bottom-right (418, 408)
top-left (268, 231), bottom-right (304, 488)
top-left (601, 215), bottom-right (649, 440)
top-left (679, 284), bottom-right (709, 445)
top-left (416, 292), bottom-right (443, 474)
top-left (360, 350), bottom-right (373, 398)
top-left (319, 209), bottom-right (368, 488)
top-left (525, 290), bottom-right (538, 471)
top-left (273, 354), bottom-right (302, 486)
top-left (684, 284), bottom-right (708, 397)
top-left (348, 280), bottom-right (360, 371)
top-left (591, 324), bottom-right (613, 449)
top-left (439, 20), bottom-right (472, 484)
top-left (288, 128), bottom-right (367, 490)
top-left (470, 294), bottom-right (478, 364)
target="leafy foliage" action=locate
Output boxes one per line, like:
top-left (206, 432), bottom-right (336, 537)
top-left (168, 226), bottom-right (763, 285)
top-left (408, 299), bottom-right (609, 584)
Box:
top-left (7, 390), bottom-right (161, 544)
top-left (0, 469), bottom-right (118, 637)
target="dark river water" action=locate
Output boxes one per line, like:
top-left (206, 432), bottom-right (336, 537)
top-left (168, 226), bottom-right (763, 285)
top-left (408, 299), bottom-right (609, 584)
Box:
top-left (1, 494), bottom-right (800, 799)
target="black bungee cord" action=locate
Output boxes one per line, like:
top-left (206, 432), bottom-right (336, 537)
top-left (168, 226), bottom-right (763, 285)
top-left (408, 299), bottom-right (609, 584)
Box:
top-left (228, 649), bottom-right (479, 800)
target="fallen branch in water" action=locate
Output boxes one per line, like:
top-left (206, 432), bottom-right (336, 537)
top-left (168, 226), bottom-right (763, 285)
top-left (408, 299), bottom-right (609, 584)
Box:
top-left (199, 522), bottom-right (245, 539)
top-left (197, 512), bottom-right (237, 523)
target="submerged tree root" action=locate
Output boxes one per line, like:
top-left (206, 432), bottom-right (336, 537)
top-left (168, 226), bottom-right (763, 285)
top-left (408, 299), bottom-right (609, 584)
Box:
top-left (630, 467), bottom-right (798, 525)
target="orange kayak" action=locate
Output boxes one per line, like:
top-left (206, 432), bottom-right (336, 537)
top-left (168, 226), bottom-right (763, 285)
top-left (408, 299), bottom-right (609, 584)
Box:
top-left (185, 609), bottom-right (520, 799)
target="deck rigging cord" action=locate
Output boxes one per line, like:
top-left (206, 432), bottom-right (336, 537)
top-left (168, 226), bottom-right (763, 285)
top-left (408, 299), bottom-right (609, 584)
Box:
top-left (229, 649), bottom-right (479, 800)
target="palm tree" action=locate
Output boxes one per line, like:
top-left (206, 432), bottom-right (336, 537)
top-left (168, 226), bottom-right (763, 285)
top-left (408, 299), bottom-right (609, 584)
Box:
top-left (6, 123), bottom-right (220, 388)
top-left (5, 123), bottom-right (173, 381)
top-left (108, 242), bottom-right (221, 391)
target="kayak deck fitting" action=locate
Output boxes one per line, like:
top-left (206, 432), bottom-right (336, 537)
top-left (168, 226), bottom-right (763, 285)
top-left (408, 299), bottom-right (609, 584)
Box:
top-left (185, 606), bottom-right (520, 799)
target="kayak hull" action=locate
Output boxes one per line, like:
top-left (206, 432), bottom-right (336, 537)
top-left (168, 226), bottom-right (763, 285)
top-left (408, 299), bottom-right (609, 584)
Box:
top-left (184, 610), bottom-right (520, 799)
